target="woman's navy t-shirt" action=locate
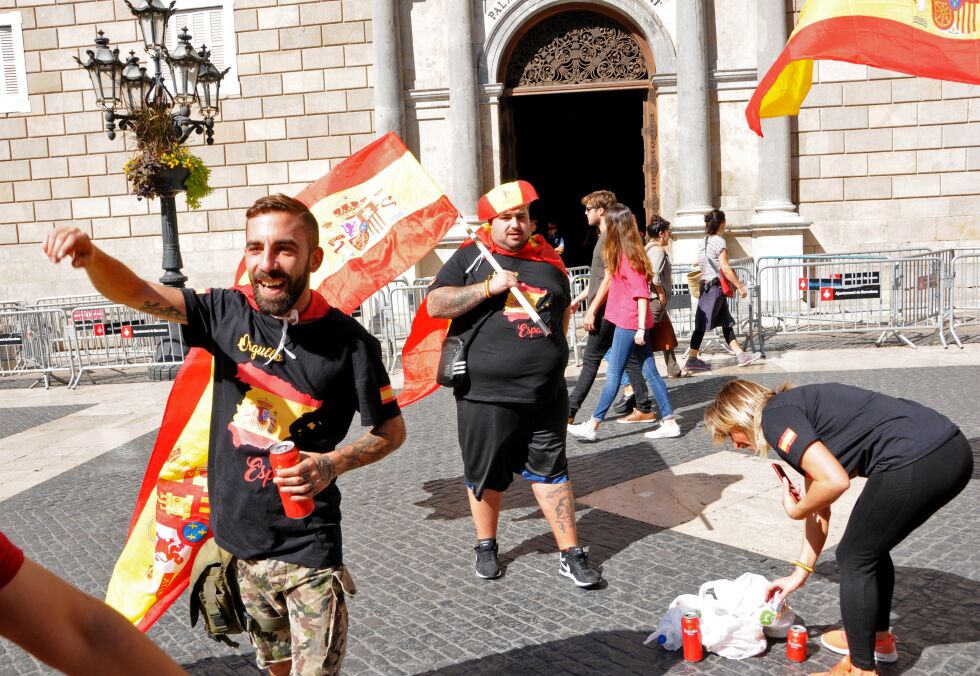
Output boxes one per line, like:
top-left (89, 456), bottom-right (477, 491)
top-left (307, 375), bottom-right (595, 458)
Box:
top-left (761, 383), bottom-right (959, 477)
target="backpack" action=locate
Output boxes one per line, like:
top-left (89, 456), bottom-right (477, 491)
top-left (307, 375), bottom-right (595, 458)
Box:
top-left (188, 538), bottom-right (289, 646)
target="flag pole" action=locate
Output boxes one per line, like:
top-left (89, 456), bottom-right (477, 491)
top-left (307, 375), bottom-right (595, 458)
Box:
top-left (464, 224), bottom-right (551, 337)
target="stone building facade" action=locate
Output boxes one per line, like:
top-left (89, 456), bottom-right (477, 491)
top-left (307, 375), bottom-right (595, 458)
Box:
top-left (0, 0), bottom-right (977, 300)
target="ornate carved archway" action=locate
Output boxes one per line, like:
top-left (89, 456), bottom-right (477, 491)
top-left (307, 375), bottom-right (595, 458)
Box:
top-left (505, 11), bottom-right (648, 91)
top-left (498, 8), bottom-right (659, 219)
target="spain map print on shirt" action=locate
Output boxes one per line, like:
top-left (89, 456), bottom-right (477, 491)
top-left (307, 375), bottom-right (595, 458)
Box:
top-left (502, 282), bottom-right (551, 339)
top-left (228, 360), bottom-right (322, 452)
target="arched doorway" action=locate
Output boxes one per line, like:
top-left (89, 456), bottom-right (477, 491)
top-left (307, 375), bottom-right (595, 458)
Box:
top-left (498, 8), bottom-right (657, 267)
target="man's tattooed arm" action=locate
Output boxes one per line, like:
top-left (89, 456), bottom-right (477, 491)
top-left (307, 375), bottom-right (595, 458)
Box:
top-left (426, 284), bottom-right (488, 319)
top-left (314, 414), bottom-right (406, 485)
top-left (141, 300), bottom-right (186, 322)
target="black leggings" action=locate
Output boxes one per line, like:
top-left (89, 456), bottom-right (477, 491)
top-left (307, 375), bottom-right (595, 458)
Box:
top-left (690, 322), bottom-right (736, 351)
top-left (834, 432), bottom-right (972, 669)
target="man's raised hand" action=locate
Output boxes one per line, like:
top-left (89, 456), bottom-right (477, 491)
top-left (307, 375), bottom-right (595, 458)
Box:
top-left (43, 227), bottom-right (94, 268)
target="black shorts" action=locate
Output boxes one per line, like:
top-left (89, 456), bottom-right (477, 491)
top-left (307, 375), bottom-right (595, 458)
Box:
top-left (457, 390), bottom-right (569, 499)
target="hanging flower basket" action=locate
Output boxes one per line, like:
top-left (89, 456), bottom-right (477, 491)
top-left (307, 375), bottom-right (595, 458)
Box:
top-left (122, 104), bottom-right (214, 209)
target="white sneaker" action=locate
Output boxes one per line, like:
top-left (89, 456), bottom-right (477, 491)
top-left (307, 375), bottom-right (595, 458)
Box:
top-left (644, 421), bottom-right (681, 439)
top-left (737, 351), bottom-right (763, 367)
top-left (567, 421), bottom-right (598, 441)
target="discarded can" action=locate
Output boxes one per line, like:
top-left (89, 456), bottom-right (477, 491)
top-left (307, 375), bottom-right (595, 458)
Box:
top-left (681, 612), bottom-right (703, 662)
top-left (786, 624), bottom-right (808, 662)
top-left (268, 441), bottom-right (314, 519)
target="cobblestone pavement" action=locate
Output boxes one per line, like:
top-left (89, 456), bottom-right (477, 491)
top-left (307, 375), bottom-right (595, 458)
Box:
top-left (0, 365), bottom-right (977, 675)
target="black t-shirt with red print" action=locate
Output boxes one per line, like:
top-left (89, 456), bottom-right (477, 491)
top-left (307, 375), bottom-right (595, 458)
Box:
top-left (431, 244), bottom-right (570, 403)
top-left (761, 383), bottom-right (958, 478)
top-left (181, 288), bottom-right (401, 568)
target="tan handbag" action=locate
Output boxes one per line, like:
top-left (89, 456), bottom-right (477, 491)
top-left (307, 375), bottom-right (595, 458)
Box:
top-left (687, 269), bottom-right (702, 298)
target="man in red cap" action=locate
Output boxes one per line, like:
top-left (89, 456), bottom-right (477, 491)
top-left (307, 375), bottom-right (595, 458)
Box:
top-left (426, 180), bottom-right (602, 588)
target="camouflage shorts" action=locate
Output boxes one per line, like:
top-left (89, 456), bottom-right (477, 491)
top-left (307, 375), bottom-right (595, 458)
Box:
top-left (236, 558), bottom-right (356, 675)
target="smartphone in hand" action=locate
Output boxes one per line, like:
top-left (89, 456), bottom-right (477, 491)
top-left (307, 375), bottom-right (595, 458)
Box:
top-left (772, 463), bottom-right (801, 503)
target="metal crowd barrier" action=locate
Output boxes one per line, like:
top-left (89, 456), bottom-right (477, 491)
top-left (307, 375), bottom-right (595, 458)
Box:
top-left (69, 304), bottom-right (186, 387)
top-left (945, 253), bottom-right (980, 349)
top-left (753, 254), bottom-right (944, 353)
top-left (34, 293), bottom-right (113, 310)
top-left (386, 283), bottom-right (432, 371)
top-left (566, 273), bottom-right (590, 365)
top-left (0, 308), bottom-right (78, 388)
top-left (0, 300), bottom-right (27, 310)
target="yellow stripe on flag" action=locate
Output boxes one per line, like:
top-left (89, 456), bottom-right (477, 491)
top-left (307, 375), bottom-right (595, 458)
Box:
top-left (308, 151), bottom-right (444, 286)
top-left (106, 361), bottom-right (216, 625)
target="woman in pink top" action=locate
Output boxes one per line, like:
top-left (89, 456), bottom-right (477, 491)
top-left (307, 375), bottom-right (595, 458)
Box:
top-left (568, 204), bottom-right (680, 441)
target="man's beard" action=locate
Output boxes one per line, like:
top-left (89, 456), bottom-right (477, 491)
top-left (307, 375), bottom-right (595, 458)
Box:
top-left (250, 270), bottom-right (308, 316)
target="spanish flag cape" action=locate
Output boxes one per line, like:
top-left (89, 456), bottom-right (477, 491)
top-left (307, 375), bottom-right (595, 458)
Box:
top-left (398, 224), bottom-right (566, 407)
top-left (106, 132), bottom-right (458, 629)
top-left (746, 0), bottom-right (980, 135)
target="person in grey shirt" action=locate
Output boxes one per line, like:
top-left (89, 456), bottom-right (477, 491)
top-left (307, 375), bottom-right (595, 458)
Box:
top-left (685, 209), bottom-right (762, 371)
top-left (645, 216), bottom-right (684, 378)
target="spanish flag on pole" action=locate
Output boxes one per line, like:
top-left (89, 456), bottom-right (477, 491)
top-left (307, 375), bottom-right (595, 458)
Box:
top-left (746, 0), bottom-right (980, 135)
top-left (106, 132), bottom-right (457, 630)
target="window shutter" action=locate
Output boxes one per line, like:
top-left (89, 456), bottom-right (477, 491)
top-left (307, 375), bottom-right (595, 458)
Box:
top-left (165, 7), bottom-right (227, 86)
top-left (0, 25), bottom-right (18, 98)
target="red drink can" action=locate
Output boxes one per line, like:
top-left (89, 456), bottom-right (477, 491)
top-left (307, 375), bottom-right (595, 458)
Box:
top-left (681, 612), bottom-right (703, 662)
top-left (268, 441), bottom-right (314, 519)
top-left (786, 624), bottom-right (808, 662)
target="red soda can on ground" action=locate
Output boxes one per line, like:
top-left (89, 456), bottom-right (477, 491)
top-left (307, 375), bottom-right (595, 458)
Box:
top-left (268, 441), bottom-right (314, 519)
top-left (786, 624), bottom-right (808, 662)
top-left (681, 612), bottom-right (704, 662)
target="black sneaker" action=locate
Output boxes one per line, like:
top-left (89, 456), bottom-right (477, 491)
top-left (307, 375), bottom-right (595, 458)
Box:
top-left (559, 547), bottom-right (602, 588)
top-left (612, 393), bottom-right (635, 416)
top-left (474, 538), bottom-right (502, 579)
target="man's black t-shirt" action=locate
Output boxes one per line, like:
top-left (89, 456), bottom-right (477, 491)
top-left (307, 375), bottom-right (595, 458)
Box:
top-left (761, 383), bottom-right (958, 477)
top-left (430, 244), bottom-right (570, 403)
top-left (181, 288), bottom-right (401, 567)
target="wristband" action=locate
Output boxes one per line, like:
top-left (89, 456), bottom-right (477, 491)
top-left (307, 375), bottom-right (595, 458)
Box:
top-left (792, 561), bottom-right (814, 574)
top-left (484, 278), bottom-right (491, 298)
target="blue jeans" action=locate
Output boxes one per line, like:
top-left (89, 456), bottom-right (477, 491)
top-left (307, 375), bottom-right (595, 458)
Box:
top-left (592, 326), bottom-right (674, 422)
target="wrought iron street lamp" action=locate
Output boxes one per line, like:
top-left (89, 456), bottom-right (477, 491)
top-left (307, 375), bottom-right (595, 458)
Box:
top-left (75, 2), bottom-right (228, 288)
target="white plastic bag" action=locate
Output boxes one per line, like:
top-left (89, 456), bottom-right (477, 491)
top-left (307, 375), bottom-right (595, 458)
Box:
top-left (697, 573), bottom-right (769, 659)
top-left (644, 594), bottom-right (701, 650)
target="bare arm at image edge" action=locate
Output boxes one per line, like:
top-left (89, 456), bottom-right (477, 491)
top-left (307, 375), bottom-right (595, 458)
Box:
top-left (0, 559), bottom-right (187, 676)
top-left (42, 227), bottom-right (188, 324)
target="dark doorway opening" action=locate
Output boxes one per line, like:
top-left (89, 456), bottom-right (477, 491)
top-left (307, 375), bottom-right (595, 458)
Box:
top-left (511, 88), bottom-right (646, 268)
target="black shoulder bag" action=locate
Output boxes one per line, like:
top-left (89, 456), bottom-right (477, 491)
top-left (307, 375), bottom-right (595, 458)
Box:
top-left (436, 307), bottom-right (495, 388)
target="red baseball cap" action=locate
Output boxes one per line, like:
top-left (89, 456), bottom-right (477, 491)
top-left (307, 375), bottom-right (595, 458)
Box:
top-left (476, 180), bottom-right (539, 222)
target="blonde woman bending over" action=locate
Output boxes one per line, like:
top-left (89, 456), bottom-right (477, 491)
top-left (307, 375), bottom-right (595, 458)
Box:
top-left (704, 380), bottom-right (971, 676)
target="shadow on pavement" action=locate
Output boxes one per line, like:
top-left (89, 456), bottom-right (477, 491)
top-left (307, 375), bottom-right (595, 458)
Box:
top-left (416, 629), bottom-right (681, 675)
top-left (811, 564), bottom-right (980, 675)
top-left (183, 654), bottom-right (262, 675)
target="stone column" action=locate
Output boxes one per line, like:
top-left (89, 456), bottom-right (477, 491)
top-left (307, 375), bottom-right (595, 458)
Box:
top-left (752, 0), bottom-right (804, 226)
top-left (371, 0), bottom-right (404, 137)
top-left (674, 0), bottom-right (712, 234)
top-left (447, 0), bottom-right (483, 223)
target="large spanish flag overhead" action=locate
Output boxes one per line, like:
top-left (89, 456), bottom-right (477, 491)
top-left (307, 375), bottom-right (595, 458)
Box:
top-left (746, 0), bottom-right (980, 135)
top-left (106, 133), bottom-right (457, 630)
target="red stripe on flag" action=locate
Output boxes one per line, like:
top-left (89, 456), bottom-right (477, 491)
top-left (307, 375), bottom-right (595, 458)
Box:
top-left (747, 14), bottom-right (980, 135)
top-left (125, 348), bottom-right (212, 539)
top-left (318, 194), bottom-right (459, 314)
top-left (295, 132), bottom-right (408, 206)
top-left (397, 297), bottom-right (450, 407)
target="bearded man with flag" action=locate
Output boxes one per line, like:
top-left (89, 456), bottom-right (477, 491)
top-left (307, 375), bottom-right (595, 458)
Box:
top-left (42, 194), bottom-right (406, 675)
top-left (425, 180), bottom-right (602, 588)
